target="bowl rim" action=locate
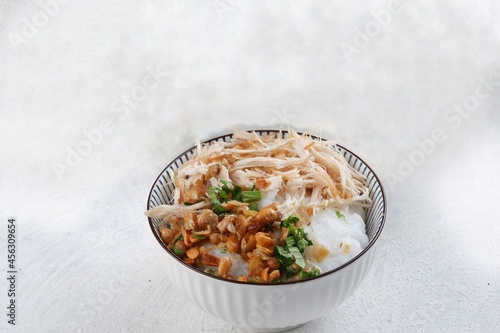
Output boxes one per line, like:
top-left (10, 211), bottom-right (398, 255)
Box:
top-left (147, 129), bottom-right (387, 286)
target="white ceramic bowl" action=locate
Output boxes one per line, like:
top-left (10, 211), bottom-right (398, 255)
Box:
top-left (147, 130), bottom-right (386, 332)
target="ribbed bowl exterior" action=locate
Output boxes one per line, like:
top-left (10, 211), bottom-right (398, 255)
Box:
top-left (165, 241), bottom-right (379, 332)
top-left (148, 130), bottom-right (386, 332)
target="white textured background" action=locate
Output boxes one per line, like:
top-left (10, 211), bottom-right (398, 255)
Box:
top-left (1, 1), bottom-right (500, 332)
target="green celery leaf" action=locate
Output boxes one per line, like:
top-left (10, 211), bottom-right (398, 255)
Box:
top-left (297, 239), bottom-right (308, 252)
top-left (274, 246), bottom-right (294, 267)
top-left (285, 236), bottom-right (296, 249)
top-left (289, 246), bottom-right (306, 268)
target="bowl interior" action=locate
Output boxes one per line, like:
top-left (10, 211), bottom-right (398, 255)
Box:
top-left (147, 130), bottom-right (386, 281)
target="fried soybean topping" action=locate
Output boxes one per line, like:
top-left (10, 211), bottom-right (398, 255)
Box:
top-left (146, 130), bottom-right (371, 283)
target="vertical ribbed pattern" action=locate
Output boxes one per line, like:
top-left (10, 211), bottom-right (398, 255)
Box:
top-left (147, 130), bottom-right (387, 332)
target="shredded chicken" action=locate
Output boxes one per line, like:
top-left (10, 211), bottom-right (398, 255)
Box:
top-left (148, 129), bottom-right (371, 220)
top-left (145, 200), bottom-right (210, 220)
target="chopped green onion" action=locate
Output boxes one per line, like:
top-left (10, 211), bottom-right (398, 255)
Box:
top-left (208, 186), bottom-right (228, 215)
top-left (241, 190), bottom-right (262, 203)
top-left (232, 185), bottom-right (242, 200)
top-left (192, 233), bottom-right (206, 240)
top-left (310, 267), bottom-right (321, 276)
top-left (204, 268), bottom-right (218, 276)
top-left (335, 209), bottom-right (345, 220)
top-left (300, 267), bottom-right (321, 280)
top-left (281, 215), bottom-right (299, 228)
top-left (208, 181), bottom-right (261, 214)
top-left (249, 203), bottom-right (259, 211)
top-left (297, 239), bottom-right (308, 252)
top-left (173, 248), bottom-right (183, 257)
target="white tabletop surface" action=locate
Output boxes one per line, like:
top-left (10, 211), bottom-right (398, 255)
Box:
top-left (1, 1), bottom-right (500, 332)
